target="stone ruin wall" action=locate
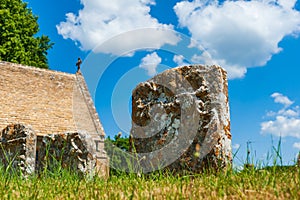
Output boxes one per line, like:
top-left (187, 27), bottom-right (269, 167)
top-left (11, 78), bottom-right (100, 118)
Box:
top-left (0, 123), bottom-right (100, 177)
top-left (131, 65), bottom-right (232, 173)
top-left (0, 61), bottom-right (108, 177)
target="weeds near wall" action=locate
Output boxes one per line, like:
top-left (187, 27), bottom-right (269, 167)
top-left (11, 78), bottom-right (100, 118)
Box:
top-left (0, 137), bottom-right (300, 199)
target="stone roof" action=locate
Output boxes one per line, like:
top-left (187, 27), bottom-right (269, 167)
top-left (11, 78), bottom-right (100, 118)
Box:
top-left (0, 61), bottom-right (105, 140)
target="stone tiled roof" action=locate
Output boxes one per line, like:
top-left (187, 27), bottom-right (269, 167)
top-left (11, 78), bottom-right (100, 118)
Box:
top-left (0, 61), bottom-right (105, 139)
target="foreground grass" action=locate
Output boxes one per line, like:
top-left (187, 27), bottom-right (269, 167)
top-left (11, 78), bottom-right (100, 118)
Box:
top-left (0, 166), bottom-right (299, 199)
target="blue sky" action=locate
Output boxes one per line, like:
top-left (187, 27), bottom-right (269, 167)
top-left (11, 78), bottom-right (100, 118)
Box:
top-left (26, 0), bottom-right (300, 166)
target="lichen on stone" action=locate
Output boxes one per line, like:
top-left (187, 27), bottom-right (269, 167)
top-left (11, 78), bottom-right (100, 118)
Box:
top-left (130, 65), bottom-right (232, 174)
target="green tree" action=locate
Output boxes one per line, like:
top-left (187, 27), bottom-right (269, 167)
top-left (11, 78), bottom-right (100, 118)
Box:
top-left (0, 0), bottom-right (53, 69)
top-left (106, 132), bottom-right (130, 152)
top-left (105, 133), bottom-right (132, 175)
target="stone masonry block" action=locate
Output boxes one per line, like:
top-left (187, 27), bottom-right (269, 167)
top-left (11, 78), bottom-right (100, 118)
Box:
top-left (130, 65), bottom-right (232, 173)
top-left (0, 124), bottom-right (36, 175)
top-left (36, 132), bottom-right (98, 177)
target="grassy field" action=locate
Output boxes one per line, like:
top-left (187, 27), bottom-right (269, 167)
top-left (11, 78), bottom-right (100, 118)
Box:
top-left (1, 138), bottom-right (299, 199)
top-left (0, 165), bottom-right (299, 199)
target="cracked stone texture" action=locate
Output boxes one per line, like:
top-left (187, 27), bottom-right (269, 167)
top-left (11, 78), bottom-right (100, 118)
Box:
top-left (36, 132), bottom-right (98, 177)
top-left (0, 124), bottom-right (103, 178)
top-left (0, 124), bottom-right (36, 175)
top-left (130, 65), bottom-right (232, 173)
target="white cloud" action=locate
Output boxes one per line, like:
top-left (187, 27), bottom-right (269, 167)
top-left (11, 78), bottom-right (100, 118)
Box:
top-left (191, 52), bottom-right (247, 79)
top-left (261, 116), bottom-right (300, 138)
top-left (174, 0), bottom-right (300, 79)
top-left (139, 52), bottom-right (162, 76)
top-left (278, 108), bottom-right (299, 117)
top-left (57, 0), bottom-right (180, 55)
top-left (278, 0), bottom-right (297, 9)
top-left (271, 92), bottom-right (294, 107)
top-left (261, 93), bottom-right (300, 138)
top-left (173, 55), bottom-right (188, 66)
top-left (293, 142), bottom-right (300, 150)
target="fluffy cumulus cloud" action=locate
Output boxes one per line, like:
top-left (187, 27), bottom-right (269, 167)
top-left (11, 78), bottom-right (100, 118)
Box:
top-left (57, 0), bottom-right (180, 55)
top-left (139, 52), bottom-right (162, 76)
top-left (271, 92), bottom-right (294, 107)
top-left (173, 54), bottom-right (188, 66)
top-left (261, 93), bottom-right (300, 143)
top-left (174, 0), bottom-right (300, 78)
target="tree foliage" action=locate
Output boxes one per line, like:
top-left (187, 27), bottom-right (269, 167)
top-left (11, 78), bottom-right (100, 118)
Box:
top-left (105, 133), bottom-right (131, 175)
top-left (105, 133), bottom-right (130, 152)
top-left (0, 0), bottom-right (53, 69)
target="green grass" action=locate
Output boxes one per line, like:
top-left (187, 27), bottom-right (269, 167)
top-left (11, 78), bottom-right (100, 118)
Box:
top-left (0, 165), bottom-right (299, 199)
top-left (1, 137), bottom-right (299, 199)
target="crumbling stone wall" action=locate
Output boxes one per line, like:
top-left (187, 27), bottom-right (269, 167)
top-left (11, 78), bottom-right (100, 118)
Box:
top-left (0, 124), bottom-right (100, 177)
top-left (130, 65), bottom-right (232, 173)
top-left (36, 132), bottom-right (98, 177)
top-left (0, 124), bottom-right (36, 175)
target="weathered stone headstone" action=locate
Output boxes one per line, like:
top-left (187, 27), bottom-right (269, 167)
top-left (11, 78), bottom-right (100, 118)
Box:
top-left (130, 65), bottom-right (232, 173)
